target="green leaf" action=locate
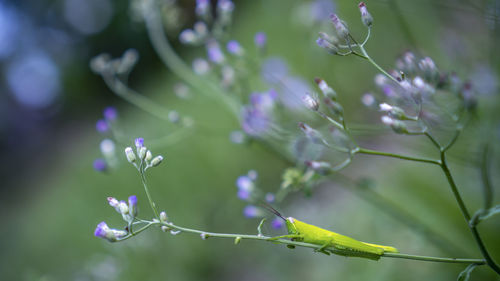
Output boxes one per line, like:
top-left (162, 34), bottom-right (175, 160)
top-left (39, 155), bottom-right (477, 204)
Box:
top-left (257, 218), bottom-right (267, 236)
top-left (481, 205), bottom-right (500, 221)
top-left (471, 205), bottom-right (500, 226)
top-left (457, 264), bottom-right (478, 281)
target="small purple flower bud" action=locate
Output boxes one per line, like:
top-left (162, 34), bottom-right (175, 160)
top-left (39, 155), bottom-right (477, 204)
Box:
top-left (247, 170), bottom-right (258, 180)
top-left (315, 77), bottom-right (337, 99)
top-left (135, 138), bottom-right (144, 148)
top-left (236, 175), bottom-right (254, 191)
top-left (241, 107), bottom-right (271, 136)
top-left (103, 106), bottom-right (118, 121)
top-left (94, 221), bottom-right (111, 239)
top-left (358, 2), bottom-right (373, 27)
top-left (227, 40), bottom-right (244, 56)
top-left (196, 0), bottom-right (210, 16)
top-left (193, 21), bottom-right (208, 38)
top-left (316, 37), bottom-right (338, 55)
top-left (330, 13), bottom-right (349, 38)
top-left (192, 58), bottom-right (210, 75)
top-left (93, 158), bottom-right (107, 172)
top-left (243, 205), bottom-right (263, 218)
top-left (206, 40), bottom-right (225, 64)
top-left (128, 195), bottom-right (137, 216)
top-left (217, 0), bottom-right (234, 13)
top-left (361, 93), bottom-right (375, 107)
top-left (107, 197), bottom-right (119, 209)
top-left (250, 92), bottom-right (275, 111)
top-left (96, 119), bottom-right (109, 133)
top-left (179, 29), bottom-right (197, 44)
top-left (254, 32), bottom-right (267, 48)
top-left (237, 189), bottom-right (251, 200)
top-left (265, 193), bottom-right (275, 203)
top-left (271, 217), bottom-right (284, 229)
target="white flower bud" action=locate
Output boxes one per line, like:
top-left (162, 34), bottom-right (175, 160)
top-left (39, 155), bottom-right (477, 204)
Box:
top-left (302, 94), bottom-right (319, 111)
top-left (200, 233), bottom-right (209, 240)
top-left (379, 103), bottom-right (393, 112)
top-left (160, 211), bottom-right (168, 222)
top-left (145, 150), bottom-right (152, 162)
top-left (138, 146), bottom-right (147, 160)
top-left (330, 14), bottom-right (349, 38)
top-left (125, 147), bottom-right (136, 163)
top-left (151, 156), bottom-right (164, 167)
top-left (100, 139), bottom-right (115, 159)
top-left (170, 230), bottom-right (181, 235)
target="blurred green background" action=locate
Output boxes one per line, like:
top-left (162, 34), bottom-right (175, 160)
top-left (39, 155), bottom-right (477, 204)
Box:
top-left (1, 0), bottom-right (500, 280)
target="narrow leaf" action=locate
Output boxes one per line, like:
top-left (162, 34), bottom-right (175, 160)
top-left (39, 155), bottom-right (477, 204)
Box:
top-left (457, 263), bottom-right (478, 281)
top-left (257, 218), bottom-right (267, 237)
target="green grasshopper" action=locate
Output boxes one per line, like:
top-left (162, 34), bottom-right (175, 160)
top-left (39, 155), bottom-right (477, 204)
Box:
top-left (266, 206), bottom-right (399, 260)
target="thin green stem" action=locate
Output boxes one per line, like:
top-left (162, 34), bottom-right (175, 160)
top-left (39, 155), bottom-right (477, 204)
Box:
top-left (424, 131), bottom-right (441, 150)
top-left (480, 144), bottom-right (493, 210)
top-left (440, 152), bottom-right (500, 275)
top-left (357, 147), bottom-right (441, 165)
top-left (140, 169), bottom-right (160, 219)
top-left (141, 0), bottom-right (240, 117)
top-left (358, 45), bottom-right (401, 85)
top-left (120, 220), bottom-right (485, 265)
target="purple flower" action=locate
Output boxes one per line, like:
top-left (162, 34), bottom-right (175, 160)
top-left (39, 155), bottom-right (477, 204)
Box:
top-left (310, 0), bottom-right (336, 22)
top-left (243, 205), bottom-right (263, 218)
top-left (128, 195), bottom-right (137, 216)
top-left (94, 221), bottom-right (109, 238)
top-left (236, 175), bottom-right (253, 191)
top-left (227, 40), bottom-right (243, 55)
top-left (196, 0), bottom-right (210, 16)
top-left (96, 119), bottom-right (108, 133)
top-left (271, 217), bottom-right (284, 229)
top-left (134, 137), bottom-right (144, 148)
top-left (250, 91), bottom-right (275, 111)
top-left (217, 0), bottom-right (234, 13)
top-left (261, 57), bottom-right (289, 83)
top-left (103, 106), bottom-right (118, 121)
top-left (93, 158), bottom-right (107, 172)
top-left (206, 40), bottom-right (225, 64)
top-left (241, 106), bottom-right (271, 136)
top-left (254, 32), bottom-right (267, 48)
top-left (265, 193), bottom-right (275, 203)
top-left (237, 189), bottom-right (250, 200)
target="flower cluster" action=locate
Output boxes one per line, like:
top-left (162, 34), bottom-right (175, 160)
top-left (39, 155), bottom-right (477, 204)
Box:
top-left (94, 195), bottom-right (138, 242)
top-left (125, 138), bottom-right (164, 171)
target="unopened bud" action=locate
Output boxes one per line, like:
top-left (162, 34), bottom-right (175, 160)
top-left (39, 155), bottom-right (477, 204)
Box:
top-left (234, 236), bottom-right (242, 245)
top-left (160, 211), bottom-right (168, 222)
top-left (358, 2), bottom-right (373, 27)
top-left (128, 195), bottom-right (138, 217)
top-left (381, 116), bottom-right (408, 134)
top-left (138, 146), bottom-right (147, 160)
top-left (323, 98), bottom-right (343, 116)
top-left (125, 147), bottom-right (136, 163)
top-left (302, 94), bottom-right (320, 111)
top-left (151, 156), bottom-right (164, 167)
top-left (305, 161), bottom-right (332, 174)
top-left (179, 29), bottom-right (198, 45)
top-left (379, 103), bottom-right (408, 120)
top-left (145, 150), bottom-right (152, 162)
top-left (316, 37), bottom-right (338, 55)
top-left (170, 230), bottom-right (181, 235)
top-left (200, 233), bottom-right (209, 240)
top-left (330, 14), bottom-right (349, 38)
top-left (314, 78), bottom-right (337, 99)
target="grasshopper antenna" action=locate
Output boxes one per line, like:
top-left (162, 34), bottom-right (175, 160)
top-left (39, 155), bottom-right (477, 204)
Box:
top-left (259, 202), bottom-right (286, 221)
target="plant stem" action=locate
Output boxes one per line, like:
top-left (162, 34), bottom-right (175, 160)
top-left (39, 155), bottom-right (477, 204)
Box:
top-left (119, 220), bottom-right (485, 265)
top-left (140, 170), bottom-right (160, 219)
top-left (357, 147), bottom-right (441, 165)
top-left (440, 152), bottom-right (500, 274)
top-left (358, 45), bottom-right (401, 85)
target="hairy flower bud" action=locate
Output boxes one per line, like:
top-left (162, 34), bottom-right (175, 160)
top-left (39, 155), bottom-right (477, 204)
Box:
top-left (330, 14), bottom-right (349, 38)
top-left (151, 156), bottom-right (164, 167)
top-left (302, 94), bottom-right (320, 111)
top-left (358, 2), bottom-right (373, 27)
top-left (314, 78), bottom-right (337, 99)
top-left (125, 147), bottom-right (136, 163)
top-left (381, 116), bottom-right (408, 134)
